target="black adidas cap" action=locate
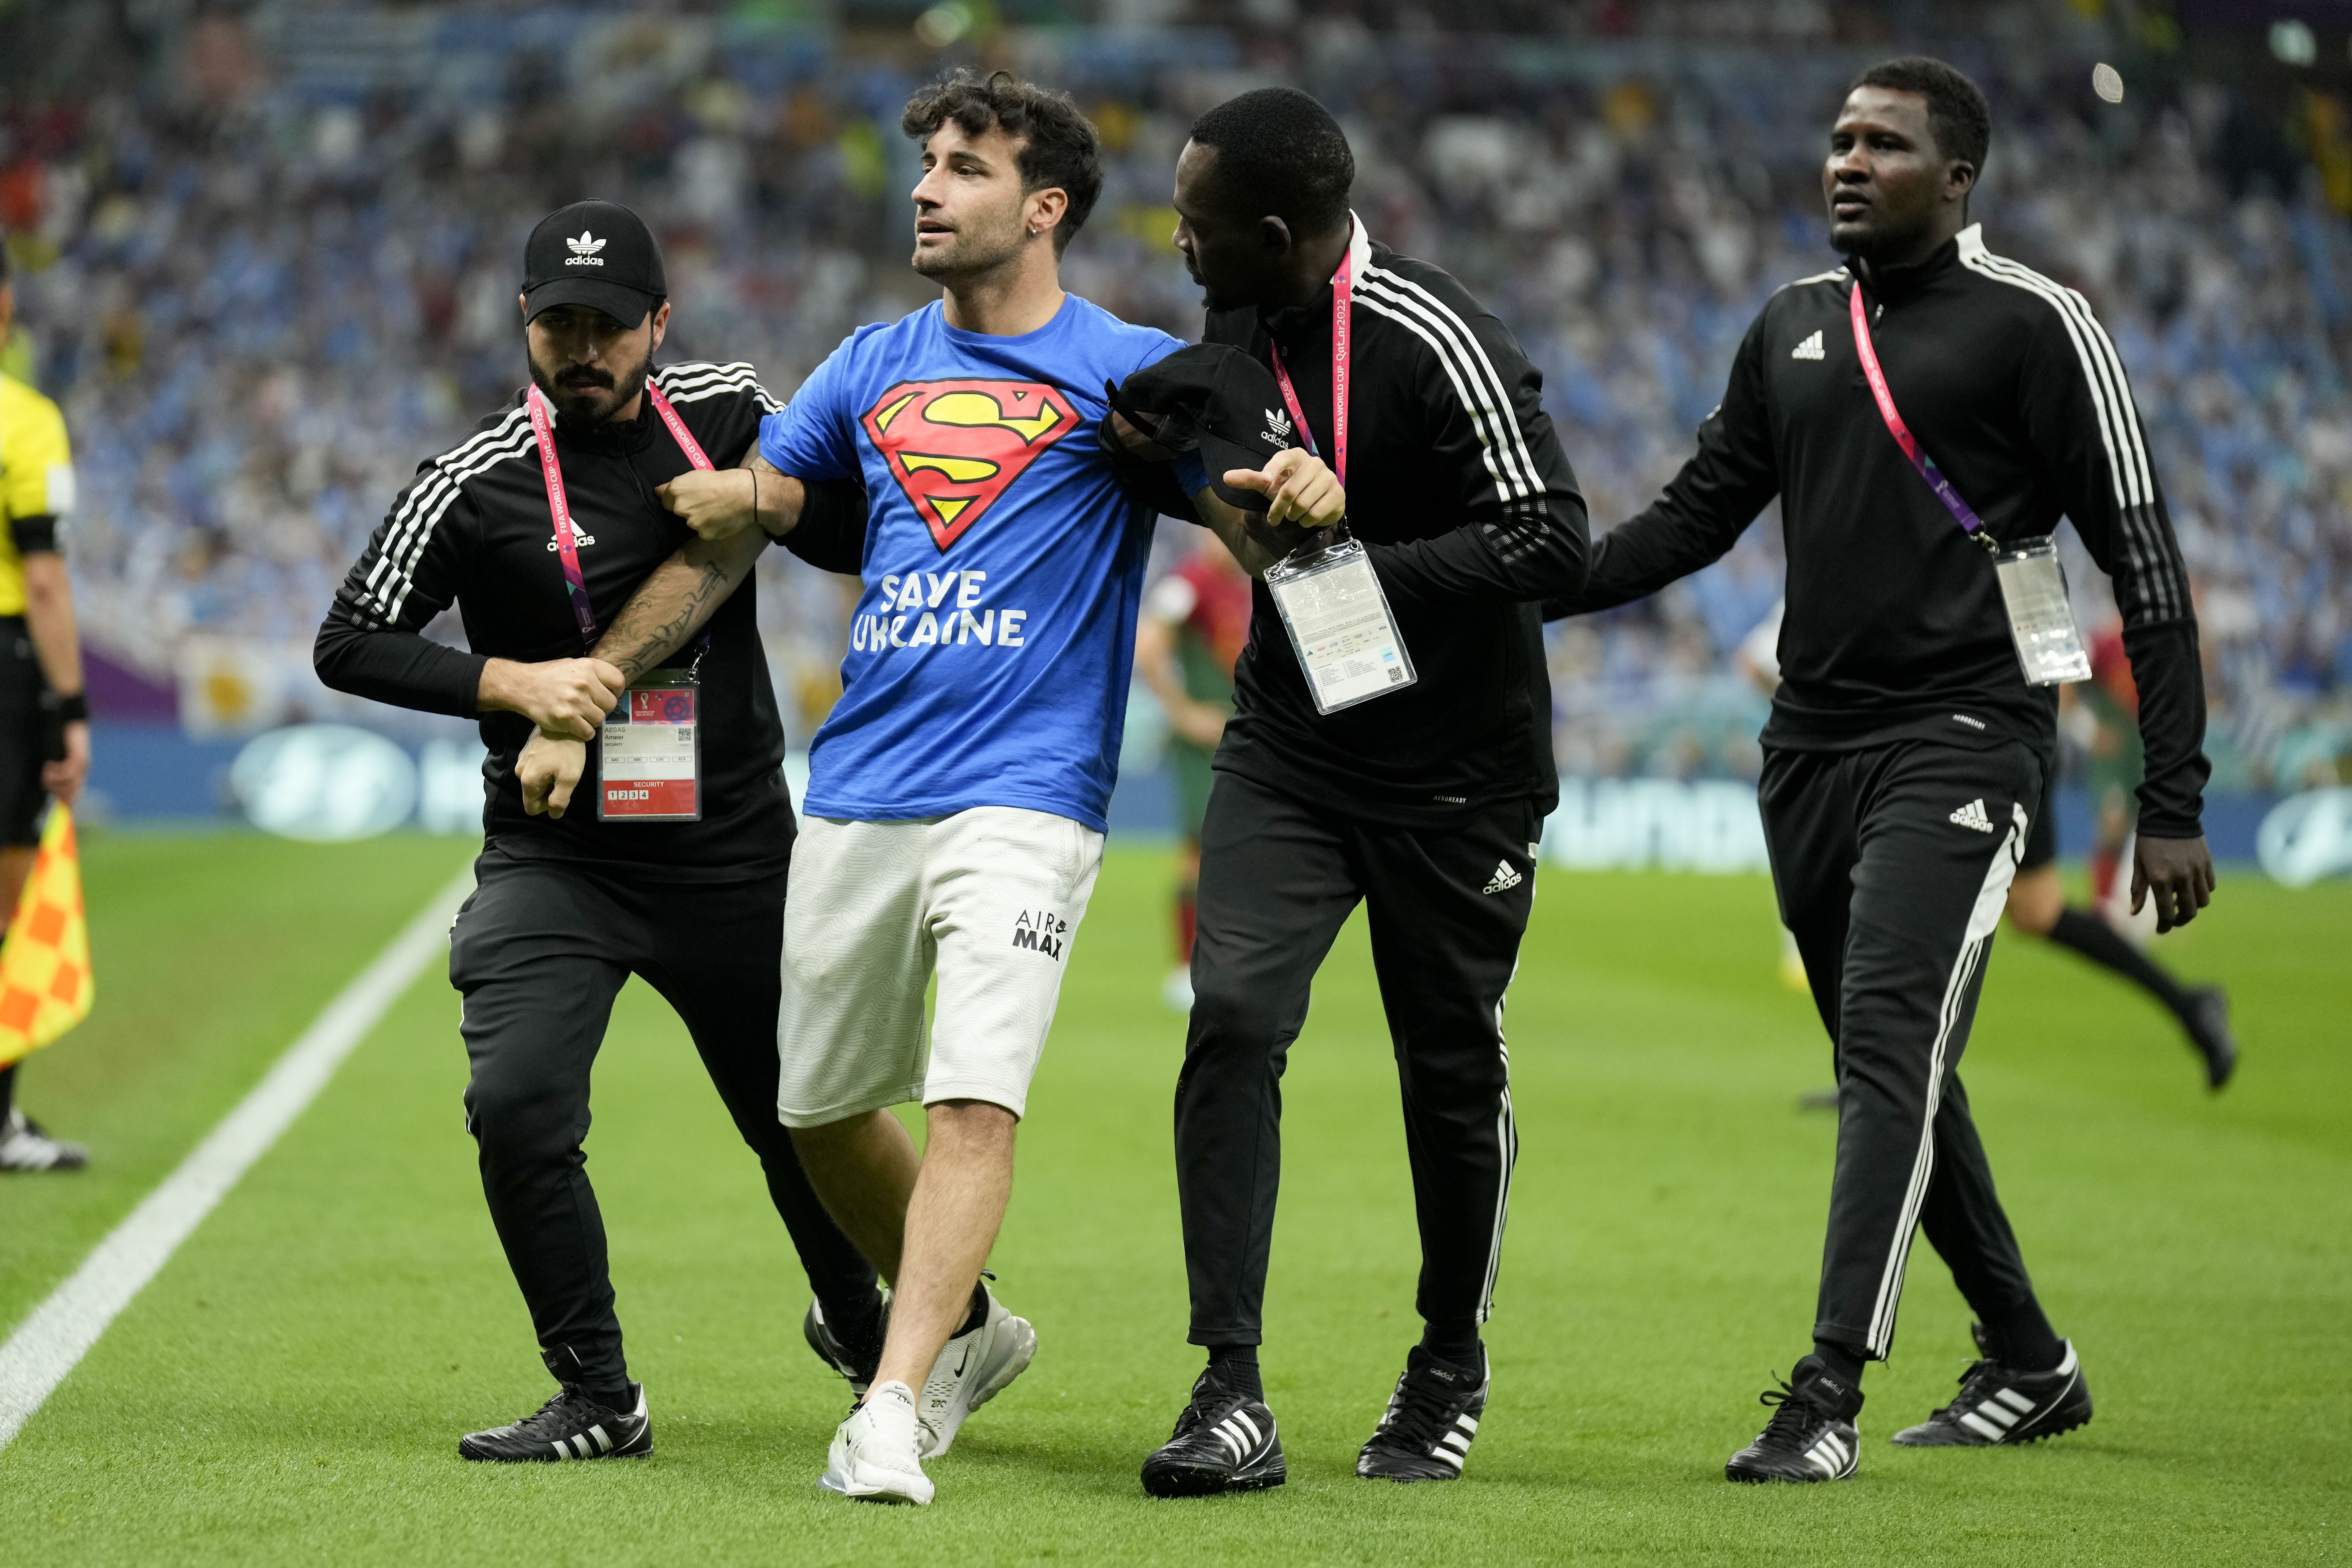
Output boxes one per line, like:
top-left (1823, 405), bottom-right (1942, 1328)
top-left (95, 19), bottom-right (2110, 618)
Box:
top-left (521, 199), bottom-right (666, 326)
top-left (1107, 344), bottom-right (1297, 513)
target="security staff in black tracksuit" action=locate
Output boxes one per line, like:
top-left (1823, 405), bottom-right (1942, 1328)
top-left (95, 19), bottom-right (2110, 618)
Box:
top-left (1548, 61), bottom-right (2214, 1483)
top-left (315, 201), bottom-right (881, 1463)
top-left (1110, 90), bottom-right (1590, 1496)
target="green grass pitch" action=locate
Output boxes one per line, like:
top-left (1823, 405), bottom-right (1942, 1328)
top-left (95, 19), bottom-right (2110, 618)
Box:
top-left (1, 831), bottom-right (2346, 1565)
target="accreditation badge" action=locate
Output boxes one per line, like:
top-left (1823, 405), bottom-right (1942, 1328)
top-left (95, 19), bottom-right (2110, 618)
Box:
top-left (1264, 533), bottom-right (1417, 715)
top-left (597, 668), bottom-right (703, 820)
top-left (1991, 536), bottom-right (2092, 687)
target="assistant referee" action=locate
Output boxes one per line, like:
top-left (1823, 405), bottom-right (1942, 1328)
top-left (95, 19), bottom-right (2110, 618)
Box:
top-left (0, 242), bottom-right (93, 1175)
top-left (1549, 59), bottom-right (2212, 1482)
top-left (315, 200), bottom-right (879, 1462)
top-left (1113, 88), bottom-right (1590, 1495)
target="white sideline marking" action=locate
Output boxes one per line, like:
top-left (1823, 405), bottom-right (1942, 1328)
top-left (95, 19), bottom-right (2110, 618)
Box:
top-left (0, 866), bottom-right (475, 1453)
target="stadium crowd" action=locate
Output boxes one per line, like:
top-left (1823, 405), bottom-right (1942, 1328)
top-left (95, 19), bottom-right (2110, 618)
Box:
top-left (2, 1), bottom-right (2348, 790)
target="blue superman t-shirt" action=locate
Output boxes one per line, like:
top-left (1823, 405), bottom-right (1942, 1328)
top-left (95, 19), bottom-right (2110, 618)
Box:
top-left (762, 294), bottom-right (1181, 831)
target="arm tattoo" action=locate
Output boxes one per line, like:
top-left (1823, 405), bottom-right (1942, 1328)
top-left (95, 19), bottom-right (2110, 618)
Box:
top-left (596, 556), bottom-right (744, 681)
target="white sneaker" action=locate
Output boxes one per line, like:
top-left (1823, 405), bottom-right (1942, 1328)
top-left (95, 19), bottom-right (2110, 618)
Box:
top-left (916, 1284), bottom-right (1037, 1457)
top-left (821, 1381), bottom-right (933, 1504)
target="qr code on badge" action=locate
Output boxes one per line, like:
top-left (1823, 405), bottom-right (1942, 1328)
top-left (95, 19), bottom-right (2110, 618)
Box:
top-left (1387, 668), bottom-right (1404, 683)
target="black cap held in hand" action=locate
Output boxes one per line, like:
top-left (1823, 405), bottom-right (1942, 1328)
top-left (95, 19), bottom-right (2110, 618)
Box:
top-left (1110, 343), bottom-right (1300, 513)
top-left (522, 199), bottom-right (666, 326)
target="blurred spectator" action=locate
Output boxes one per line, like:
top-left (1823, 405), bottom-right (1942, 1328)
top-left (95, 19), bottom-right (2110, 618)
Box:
top-left (1, 2), bottom-right (2346, 787)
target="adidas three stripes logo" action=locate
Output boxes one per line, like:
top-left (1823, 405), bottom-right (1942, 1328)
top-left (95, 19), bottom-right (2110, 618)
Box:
top-left (1208, 1408), bottom-right (1269, 1464)
top-left (1430, 1412), bottom-right (1479, 1472)
top-left (548, 1423), bottom-right (615, 1460)
top-left (1956, 1386), bottom-right (2040, 1443)
top-left (1804, 1427), bottom-right (1853, 1478)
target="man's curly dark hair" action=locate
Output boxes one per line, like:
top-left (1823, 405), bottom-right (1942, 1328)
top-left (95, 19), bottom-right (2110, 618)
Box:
top-left (902, 69), bottom-right (1105, 257)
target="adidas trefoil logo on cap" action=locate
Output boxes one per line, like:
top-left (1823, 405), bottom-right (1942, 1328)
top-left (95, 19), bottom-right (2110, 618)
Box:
top-left (1482, 859), bottom-right (1523, 895)
top-left (1261, 406), bottom-right (1294, 449)
top-left (1949, 798), bottom-right (1995, 833)
top-left (1791, 329), bottom-right (1825, 361)
top-left (566, 231), bottom-right (607, 267)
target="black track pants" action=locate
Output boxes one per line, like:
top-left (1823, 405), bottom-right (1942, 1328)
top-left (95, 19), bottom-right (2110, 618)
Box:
top-left (1176, 769), bottom-right (1538, 1347)
top-left (1760, 738), bottom-right (2045, 1359)
top-left (448, 848), bottom-right (876, 1389)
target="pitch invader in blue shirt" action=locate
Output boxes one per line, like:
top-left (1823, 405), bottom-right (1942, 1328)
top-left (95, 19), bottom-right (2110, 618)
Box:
top-left (541, 70), bottom-right (1343, 1503)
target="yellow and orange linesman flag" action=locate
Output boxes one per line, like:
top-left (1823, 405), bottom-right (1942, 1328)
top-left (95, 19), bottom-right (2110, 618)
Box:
top-left (0, 805), bottom-right (93, 1068)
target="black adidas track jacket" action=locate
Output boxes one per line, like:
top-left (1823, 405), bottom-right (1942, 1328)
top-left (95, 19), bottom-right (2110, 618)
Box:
top-left (1127, 221), bottom-right (1591, 824)
top-left (314, 361), bottom-right (865, 872)
top-left (1551, 225), bottom-right (2208, 838)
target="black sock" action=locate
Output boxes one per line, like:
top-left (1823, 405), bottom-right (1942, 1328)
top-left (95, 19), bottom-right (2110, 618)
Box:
top-left (1810, 1339), bottom-right (1867, 1389)
top-left (825, 1285), bottom-right (887, 1366)
top-left (1205, 1344), bottom-right (1262, 1403)
top-left (1979, 1300), bottom-right (2064, 1372)
top-left (956, 1280), bottom-right (990, 1337)
top-left (2048, 908), bottom-right (2196, 1019)
top-left (1418, 1317), bottom-right (1481, 1369)
top-left (0, 1061), bottom-right (16, 1121)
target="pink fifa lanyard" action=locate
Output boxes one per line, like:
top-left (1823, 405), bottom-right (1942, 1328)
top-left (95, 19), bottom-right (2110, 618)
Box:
top-left (1266, 226), bottom-right (1352, 488)
top-left (525, 381), bottom-right (715, 651)
top-left (1848, 278), bottom-right (1993, 550)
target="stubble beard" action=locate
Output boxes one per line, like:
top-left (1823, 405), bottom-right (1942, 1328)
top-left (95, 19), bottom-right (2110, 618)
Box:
top-left (911, 211), bottom-right (1027, 288)
top-left (528, 346), bottom-right (652, 429)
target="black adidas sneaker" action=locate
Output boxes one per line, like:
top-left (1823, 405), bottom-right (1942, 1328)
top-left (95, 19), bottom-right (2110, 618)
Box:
top-left (805, 1296), bottom-right (885, 1396)
top-left (1357, 1345), bottom-right (1487, 1481)
top-left (1725, 1355), bottom-right (1862, 1483)
top-left (0, 1108), bottom-right (87, 1172)
top-left (458, 1383), bottom-right (651, 1463)
top-left (1140, 1369), bottom-right (1285, 1498)
top-left (1891, 1335), bottom-right (2092, 1447)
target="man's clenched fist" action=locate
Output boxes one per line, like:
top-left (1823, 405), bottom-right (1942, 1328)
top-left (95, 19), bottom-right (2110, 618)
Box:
top-left (656, 468), bottom-right (759, 542)
top-left (519, 731), bottom-right (589, 819)
top-left (478, 656), bottom-right (625, 740)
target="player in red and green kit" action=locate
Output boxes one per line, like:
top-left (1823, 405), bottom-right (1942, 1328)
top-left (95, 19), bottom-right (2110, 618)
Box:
top-left (1135, 534), bottom-right (1252, 1010)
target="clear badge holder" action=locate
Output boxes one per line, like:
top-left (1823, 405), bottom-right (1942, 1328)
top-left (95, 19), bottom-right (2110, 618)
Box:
top-left (1263, 529), bottom-right (1418, 715)
top-left (597, 666), bottom-right (703, 820)
top-left (1991, 536), bottom-right (2092, 687)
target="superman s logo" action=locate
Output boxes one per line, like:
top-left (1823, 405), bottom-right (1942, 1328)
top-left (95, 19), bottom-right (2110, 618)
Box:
top-left (861, 379), bottom-right (1080, 551)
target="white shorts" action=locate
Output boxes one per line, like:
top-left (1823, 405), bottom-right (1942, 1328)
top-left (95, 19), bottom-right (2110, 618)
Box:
top-left (777, 806), bottom-right (1104, 1127)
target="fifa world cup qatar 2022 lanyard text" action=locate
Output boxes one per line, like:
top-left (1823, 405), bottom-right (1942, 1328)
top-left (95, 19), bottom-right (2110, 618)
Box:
top-left (1848, 279), bottom-right (2090, 688)
top-left (525, 380), bottom-right (713, 819)
top-left (1262, 231), bottom-right (1419, 716)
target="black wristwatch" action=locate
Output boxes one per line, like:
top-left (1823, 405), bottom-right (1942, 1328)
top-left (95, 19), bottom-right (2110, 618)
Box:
top-left (40, 690), bottom-right (89, 724)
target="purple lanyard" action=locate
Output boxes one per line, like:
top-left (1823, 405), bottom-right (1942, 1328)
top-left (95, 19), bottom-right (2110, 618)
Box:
top-left (525, 382), bottom-right (714, 652)
top-left (1849, 280), bottom-right (1993, 548)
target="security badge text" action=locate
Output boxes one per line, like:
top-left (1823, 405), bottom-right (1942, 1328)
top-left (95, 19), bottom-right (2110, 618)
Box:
top-left (1992, 539), bottom-right (2093, 686)
top-left (599, 675), bottom-right (701, 821)
top-left (1011, 908), bottom-right (1067, 960)
top-left (1265, 535), bottom-right (1417, 715)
